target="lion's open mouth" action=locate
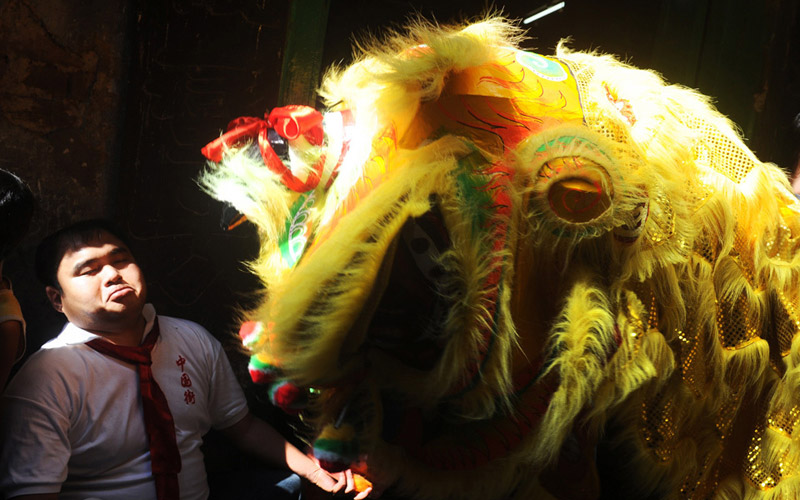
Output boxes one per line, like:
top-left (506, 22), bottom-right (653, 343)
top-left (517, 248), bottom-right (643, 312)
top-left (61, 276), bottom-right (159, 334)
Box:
top-left (350, 204), bottom-right (455, 371)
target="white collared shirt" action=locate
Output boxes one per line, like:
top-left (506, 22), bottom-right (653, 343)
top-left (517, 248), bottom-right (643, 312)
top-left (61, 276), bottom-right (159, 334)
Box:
top-left (1, 305), bottom-right (249, 500)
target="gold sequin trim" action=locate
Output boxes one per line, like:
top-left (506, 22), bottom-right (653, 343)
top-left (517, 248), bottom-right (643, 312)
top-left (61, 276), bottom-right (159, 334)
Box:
top-left (744, 427), bottom-right (799, 491)
top-left (768, 406), bottom-right (800, 438)
top-left (716, 294), bottom-right (760, 350)
top-left (774, 291), bottom-right (799, 358)
top-left (641, 391), bottom-right (681, 462)
top-left (689, 116), bottom-right (756, 184)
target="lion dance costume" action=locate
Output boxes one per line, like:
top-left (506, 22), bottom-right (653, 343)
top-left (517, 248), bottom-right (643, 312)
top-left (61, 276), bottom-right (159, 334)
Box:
top-left (200, 18), bottom-right (800, 499)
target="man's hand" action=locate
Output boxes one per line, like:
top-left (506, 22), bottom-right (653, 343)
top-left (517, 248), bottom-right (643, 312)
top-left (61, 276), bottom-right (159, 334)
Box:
top-left (303, 458), bottom-right (373, 499)
top-left (222, 412), bottom-right (373, 498)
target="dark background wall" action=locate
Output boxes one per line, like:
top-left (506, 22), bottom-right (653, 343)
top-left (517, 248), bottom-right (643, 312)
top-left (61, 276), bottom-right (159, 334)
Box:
top-left (2, 0), bottom-right (799, 494)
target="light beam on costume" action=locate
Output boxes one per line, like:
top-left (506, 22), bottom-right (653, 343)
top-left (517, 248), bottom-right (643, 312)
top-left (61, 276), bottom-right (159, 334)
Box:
top-left (523, 2), bottom-right (566, 24)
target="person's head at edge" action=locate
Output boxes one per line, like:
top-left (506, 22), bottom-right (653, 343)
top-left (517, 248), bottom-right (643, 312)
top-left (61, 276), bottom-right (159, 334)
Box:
top-left (35, 219), bottom-right (147, 343)
top-left (0, 169), bottom-right (35, 263)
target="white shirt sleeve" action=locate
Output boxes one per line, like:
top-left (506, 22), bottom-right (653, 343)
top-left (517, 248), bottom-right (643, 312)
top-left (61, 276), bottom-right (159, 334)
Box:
top-left (207, 339), bottom-right (250, 430)
top-left (0, 350), bottom-right (72, 497)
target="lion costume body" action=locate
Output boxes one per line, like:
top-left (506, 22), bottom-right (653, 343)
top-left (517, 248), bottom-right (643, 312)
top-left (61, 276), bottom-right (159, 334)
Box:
top-left (200, 18), bottom-right (800, 499)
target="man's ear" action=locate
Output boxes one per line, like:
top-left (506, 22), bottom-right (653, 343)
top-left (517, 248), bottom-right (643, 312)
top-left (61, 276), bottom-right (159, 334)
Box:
top-left (45, 286), bottom-right (63, 313)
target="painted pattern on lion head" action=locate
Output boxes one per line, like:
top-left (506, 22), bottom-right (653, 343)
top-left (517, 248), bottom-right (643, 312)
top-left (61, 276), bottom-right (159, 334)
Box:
top-left (201, 18), bottom-right (800, 500)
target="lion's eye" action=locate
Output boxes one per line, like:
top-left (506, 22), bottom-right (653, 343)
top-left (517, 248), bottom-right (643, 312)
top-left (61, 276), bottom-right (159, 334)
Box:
top-left (542, 157), bottom-right (612, 224)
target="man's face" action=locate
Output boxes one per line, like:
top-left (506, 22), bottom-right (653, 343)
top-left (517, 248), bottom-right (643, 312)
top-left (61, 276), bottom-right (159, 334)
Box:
top-left (46, 230), bottom-right (147, 334)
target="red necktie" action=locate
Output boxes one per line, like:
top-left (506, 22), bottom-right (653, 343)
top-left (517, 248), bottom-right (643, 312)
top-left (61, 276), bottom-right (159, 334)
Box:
top-left (86, 318), bottom-right (181, 499)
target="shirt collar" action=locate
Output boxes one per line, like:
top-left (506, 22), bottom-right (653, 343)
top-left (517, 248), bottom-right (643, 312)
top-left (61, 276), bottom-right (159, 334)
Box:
top-left (42, 303), bottom-right (156, 349)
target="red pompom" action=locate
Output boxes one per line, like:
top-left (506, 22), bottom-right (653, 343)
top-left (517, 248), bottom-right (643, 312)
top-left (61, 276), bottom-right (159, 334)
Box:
top-left (269, 380), bottom-right (308, 414)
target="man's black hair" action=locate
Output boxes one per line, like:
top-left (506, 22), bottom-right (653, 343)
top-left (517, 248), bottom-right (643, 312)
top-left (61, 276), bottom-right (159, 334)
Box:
top-left (0, 169), bottom-right (35, 261)
top-left (35, 219), bottom-right (133, 289)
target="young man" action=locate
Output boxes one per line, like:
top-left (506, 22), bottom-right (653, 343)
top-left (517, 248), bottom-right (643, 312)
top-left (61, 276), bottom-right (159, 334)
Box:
top-left (0, 219), bottom-right (369, 500)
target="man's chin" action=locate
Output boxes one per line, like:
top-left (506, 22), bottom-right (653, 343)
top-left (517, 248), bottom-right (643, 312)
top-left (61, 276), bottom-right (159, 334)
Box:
top-left (103, 299), bottom-right (146, 318)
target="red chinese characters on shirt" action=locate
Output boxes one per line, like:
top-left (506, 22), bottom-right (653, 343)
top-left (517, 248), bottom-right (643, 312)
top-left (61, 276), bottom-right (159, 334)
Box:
top-left (184, 390), bottom-right (196, 405)
top-left (176, 355), bottom-right (195, 405)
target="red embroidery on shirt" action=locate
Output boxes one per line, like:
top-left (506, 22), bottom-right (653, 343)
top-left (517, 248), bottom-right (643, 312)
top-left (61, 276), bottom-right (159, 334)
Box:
top-left (176, 355), bottom-right (186, 372)
top-left (180, 373), bottom-right (192, 388)
top-left (184, 389), bottom-right (196, 405)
